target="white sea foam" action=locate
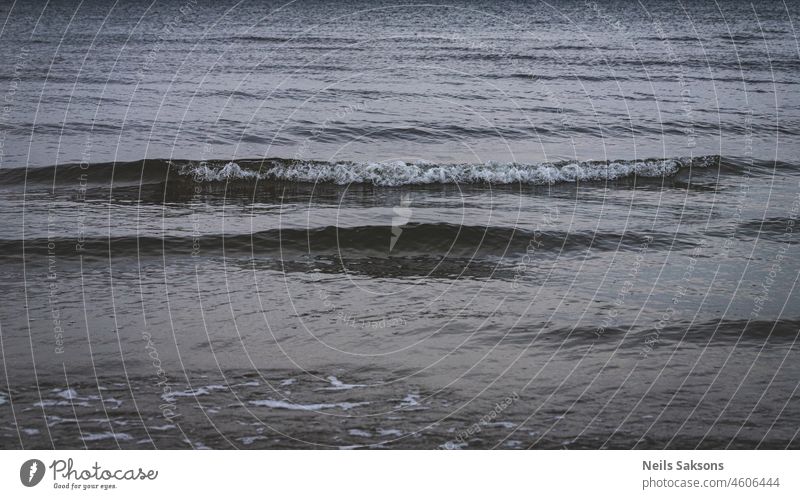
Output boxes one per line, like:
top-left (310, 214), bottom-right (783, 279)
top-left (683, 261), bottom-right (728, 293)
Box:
top-left (149, 424), bottom-right (176, 431)
top-left (180, 157), bottom-right (713, 186)
top-left (249, 399), bottom-right (368, 411)
top-left (185, 161), bottom-right (261, 181)
top-left (55, 388), bottom-right (78, 400)
top-left (236, 380), bottom-right (260, 387)
top-left (81, 432), bottom-right (133, 442)
top-left (320, 375), bottom-right (365, 391)
top-left (240, 435), bottom-right (268, 445)
top-left (35, 399), bottom-right (90, 408)
top-left (163, 384), bottom-right (227, 402)
top-left (487, 421), bottom-right (516, 429)
top-left (46, 416), bottom-right (79, 427)
top-left (396, 392), bottom-right (421, 409)
top-left (102, 397), bottom-right (124, 409)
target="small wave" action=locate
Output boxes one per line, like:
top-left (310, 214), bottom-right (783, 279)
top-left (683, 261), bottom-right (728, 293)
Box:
top-left (180, 155), bottom-right (718, 187)
top-left (5, 225), bottom-right (694, 261)
top-left (0, 155), bottom-right (742, 189)
top-left (19, 155), bottom-right (788, 200)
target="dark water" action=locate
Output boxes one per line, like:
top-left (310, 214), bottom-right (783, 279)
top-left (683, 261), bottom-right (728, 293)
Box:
top-left (0, 0), bottom-right (799, 449)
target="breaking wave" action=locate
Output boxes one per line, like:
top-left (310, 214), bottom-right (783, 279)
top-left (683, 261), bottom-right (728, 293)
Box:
top-left (2, 155), bottom-right (725, 188)
top-left (179, 155), bottom-right (719, 186)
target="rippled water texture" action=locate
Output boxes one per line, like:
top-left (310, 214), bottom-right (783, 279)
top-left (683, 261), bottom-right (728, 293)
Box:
top-left (0, 0), bottom-right (798, 449)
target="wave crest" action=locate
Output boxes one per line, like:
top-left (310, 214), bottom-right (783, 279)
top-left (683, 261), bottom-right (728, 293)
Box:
top-left (179, 156), bottom-right (718, 186)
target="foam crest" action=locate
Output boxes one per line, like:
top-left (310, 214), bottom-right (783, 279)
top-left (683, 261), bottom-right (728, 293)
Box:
top-left (184, 161), bottom-right (261, 181)
top-left (178, 156), bottom-right (716, 186)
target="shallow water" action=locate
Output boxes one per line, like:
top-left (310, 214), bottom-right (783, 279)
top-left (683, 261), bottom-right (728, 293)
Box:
top-left (0, 0), bottom-right (799, 449)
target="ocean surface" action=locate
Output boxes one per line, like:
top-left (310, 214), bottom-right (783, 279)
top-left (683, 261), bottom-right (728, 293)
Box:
top-left (0, 0), bottom-right (799, 449)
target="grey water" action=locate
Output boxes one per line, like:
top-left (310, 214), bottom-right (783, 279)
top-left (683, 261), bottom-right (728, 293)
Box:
top-left (0, 0), bottom-right (799, 449)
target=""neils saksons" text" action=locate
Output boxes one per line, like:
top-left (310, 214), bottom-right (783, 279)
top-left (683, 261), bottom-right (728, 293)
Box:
top-left (643, 460), bottom-right (724, 471)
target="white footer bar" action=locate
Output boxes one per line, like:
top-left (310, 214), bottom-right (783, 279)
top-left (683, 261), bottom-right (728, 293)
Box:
top-left (1, 450), bottom-right (796, 498)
